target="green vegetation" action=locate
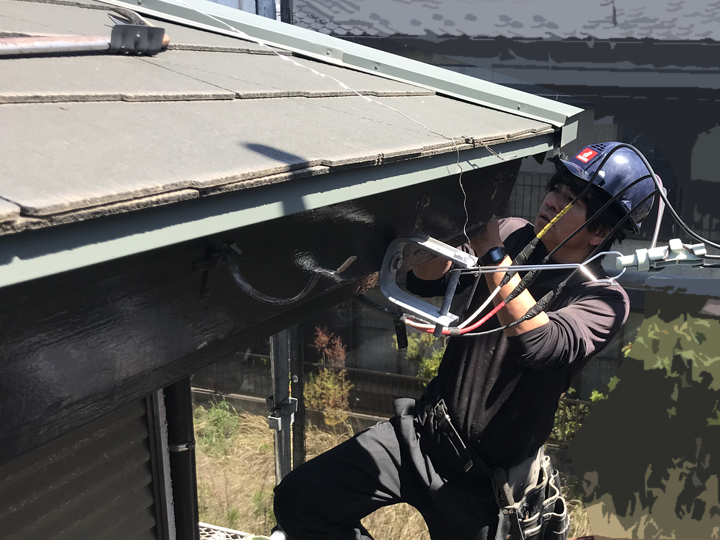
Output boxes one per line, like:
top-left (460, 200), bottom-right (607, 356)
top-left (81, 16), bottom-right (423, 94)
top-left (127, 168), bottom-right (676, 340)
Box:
top-left (194, 399), bottom-right (241, 456)
top-left (393, 331), bottom-right (445, 383)
top-left (251, 489), bottom-right (276, 531)
top-left (304, 327), bottom-right (354, 426)
top-left (304, 367), bottom-right (354, 426)
top-left (549, 388), bottom-right (607, 444)
top-left (194, 402), bottom-right (277, 533)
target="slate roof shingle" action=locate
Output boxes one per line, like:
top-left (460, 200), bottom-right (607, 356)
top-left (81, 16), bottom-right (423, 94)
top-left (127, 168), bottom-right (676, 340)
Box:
top-left (0, 0), bottom-right (557, 236)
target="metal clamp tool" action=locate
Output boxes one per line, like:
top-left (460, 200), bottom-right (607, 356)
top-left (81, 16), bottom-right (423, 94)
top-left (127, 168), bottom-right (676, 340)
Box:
top-left (379, 235), bottom-right (477, 336)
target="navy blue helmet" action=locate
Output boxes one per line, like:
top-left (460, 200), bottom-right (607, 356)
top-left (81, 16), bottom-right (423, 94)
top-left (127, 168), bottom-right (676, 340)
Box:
top-left (553, 142), bottom-right (657, 234)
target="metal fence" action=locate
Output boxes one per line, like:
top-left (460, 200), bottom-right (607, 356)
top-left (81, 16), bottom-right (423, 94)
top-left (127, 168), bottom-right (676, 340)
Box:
top-left (303, 362), bottom-right (429, 417)
top-left (192, 352), bottom-right (274, 398)
top-left (503, 173), bottom-right (552, 223)
top-left (193, 352), bottom-right (592, 445)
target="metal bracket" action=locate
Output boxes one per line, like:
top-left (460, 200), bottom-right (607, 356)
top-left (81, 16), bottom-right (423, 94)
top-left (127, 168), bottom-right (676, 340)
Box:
top-left (168, 441), bottom-right (196, 452)
top-left (379, 235), bottom-right (477, 328)
top-left (266, 396), bottom-right (298, 431)
top-left (108, 24), bottom-right (165, 55)
top-left (616, 239), bottom-right (707, 272)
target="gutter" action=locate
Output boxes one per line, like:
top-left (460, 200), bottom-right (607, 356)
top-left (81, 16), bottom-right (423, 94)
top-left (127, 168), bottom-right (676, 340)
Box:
top-left (0, 134), bottom-right (555, 289)
top-left (99, 0), bottom-right (582, 133)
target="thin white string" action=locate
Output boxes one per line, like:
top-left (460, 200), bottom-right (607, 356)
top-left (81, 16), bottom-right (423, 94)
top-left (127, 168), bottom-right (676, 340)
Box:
top-left (167, 0), bottom-right (521, 245)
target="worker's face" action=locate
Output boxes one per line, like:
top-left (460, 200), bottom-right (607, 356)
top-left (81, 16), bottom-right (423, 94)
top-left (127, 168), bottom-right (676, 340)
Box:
top-left (534, 182), bottom-right (607, 261)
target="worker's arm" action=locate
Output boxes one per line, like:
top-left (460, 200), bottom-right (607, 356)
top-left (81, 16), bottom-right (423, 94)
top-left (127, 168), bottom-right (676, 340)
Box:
top-left (506, 287), bottom-right (629, 370)
top-left (408, 245), bottom-right (482, 298)
top-left (470, 219), bottom-right (549, 337)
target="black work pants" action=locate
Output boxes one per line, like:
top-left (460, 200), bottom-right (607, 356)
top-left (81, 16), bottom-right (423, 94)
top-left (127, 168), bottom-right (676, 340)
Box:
top-left (273, 406), bottom-right (500, 540)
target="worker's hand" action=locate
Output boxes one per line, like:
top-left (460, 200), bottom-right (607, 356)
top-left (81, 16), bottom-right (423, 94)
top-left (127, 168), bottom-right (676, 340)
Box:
top-left (470, 219), bottom-right (503, 257)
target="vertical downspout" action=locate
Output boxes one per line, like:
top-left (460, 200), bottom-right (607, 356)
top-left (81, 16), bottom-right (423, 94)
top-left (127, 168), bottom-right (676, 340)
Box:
top-left (165, 377), bottom-right (200, 540)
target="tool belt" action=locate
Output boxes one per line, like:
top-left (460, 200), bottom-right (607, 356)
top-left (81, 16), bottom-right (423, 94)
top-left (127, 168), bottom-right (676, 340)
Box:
top-left (418, 398), bottom-right (569, 540)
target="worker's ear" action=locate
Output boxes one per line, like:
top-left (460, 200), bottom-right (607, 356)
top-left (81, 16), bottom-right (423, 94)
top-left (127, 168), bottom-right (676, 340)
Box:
top-left (588, 225), bottom-right (611, 246)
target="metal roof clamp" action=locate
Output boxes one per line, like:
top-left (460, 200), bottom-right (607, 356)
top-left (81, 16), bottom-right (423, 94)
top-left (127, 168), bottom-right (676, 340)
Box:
top-left (107, 8), bottom-right (169, 55)
top-left (108, 24), bottom-right (165, 55)
top-left (379, 235), bottom-right (478, 336)
top-left (266, 395), bottom-right (298, 431)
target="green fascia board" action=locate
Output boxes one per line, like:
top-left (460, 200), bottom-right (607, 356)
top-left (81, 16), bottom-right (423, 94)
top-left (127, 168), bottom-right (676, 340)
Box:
top-left (0, 135), bottom-right (554, 289)
top-left (100, 0), bottom-right (582, 128)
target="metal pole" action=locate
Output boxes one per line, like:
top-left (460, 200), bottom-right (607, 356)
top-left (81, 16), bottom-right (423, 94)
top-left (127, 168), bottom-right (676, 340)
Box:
top-left (280, 0), bottom-right (293, 24)
top-left (289, 324), bottom-right (306, 468)
top-left (270, 330), bottom-right (292, 483)
top-left (164, 377), bottom-right (200, 540)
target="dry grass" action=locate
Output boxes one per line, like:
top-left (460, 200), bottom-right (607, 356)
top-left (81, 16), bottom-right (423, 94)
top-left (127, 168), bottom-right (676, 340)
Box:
top-left (561, 472), bottom-right (593, 539)
top-left (194, 402), bottom-right (589, 539)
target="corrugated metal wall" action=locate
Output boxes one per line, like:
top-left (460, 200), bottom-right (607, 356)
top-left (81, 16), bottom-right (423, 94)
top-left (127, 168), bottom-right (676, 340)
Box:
top-left (0, 399), bottom-right (160, 540)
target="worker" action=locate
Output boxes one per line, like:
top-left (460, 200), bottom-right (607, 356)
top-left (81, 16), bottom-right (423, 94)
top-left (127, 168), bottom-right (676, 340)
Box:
top-left (273, 142), bottom-right (657, 540)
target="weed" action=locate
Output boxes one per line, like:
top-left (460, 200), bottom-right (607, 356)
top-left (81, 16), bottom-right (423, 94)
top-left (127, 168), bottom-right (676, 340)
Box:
top-left (252, 489), bottom-right (276, 530)
top-left (306, 327), bottom-right (354, 426)
top-left (227, 507), bottom-right (241, 530)
top-left (560, 470), bottom-right (593, 538)
top-left (392, 330), bottom-right (445, 383)
top-left (194, 400), bottom-right (591, 539)
top-left (304, 367), bottom-right (353, 426)
top-left (194, 399), bottom-right (241, 456)
top-left (311, 327), bottom-right (347, 367)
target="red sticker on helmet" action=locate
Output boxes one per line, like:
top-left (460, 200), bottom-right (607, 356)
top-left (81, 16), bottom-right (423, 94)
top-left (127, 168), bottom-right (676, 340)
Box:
top-left (576, 148), bottom-right (598, 163)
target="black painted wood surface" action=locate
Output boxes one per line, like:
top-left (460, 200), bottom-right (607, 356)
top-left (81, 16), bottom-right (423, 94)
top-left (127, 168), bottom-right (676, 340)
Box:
top-left (0, 161), bottom-right (520, 465)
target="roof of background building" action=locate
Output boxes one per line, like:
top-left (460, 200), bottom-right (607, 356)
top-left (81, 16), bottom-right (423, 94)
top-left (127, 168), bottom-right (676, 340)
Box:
top-left (293, 0), bottom-right (720, 42)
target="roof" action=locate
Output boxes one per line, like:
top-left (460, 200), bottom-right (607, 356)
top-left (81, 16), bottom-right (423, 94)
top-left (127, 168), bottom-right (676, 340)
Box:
top-left (293, 0), bottom-right (720, 42)
top-left (0, 0), bottom-right (580, 287)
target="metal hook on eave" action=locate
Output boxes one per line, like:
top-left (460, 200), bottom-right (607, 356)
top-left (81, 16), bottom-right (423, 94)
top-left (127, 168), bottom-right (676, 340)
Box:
top-left (221, 242), bottom-right (357, 306)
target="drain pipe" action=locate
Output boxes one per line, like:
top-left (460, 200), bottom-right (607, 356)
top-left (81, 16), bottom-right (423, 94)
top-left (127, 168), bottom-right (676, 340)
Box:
top-left (165, 377), bottom-right (200, 540)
